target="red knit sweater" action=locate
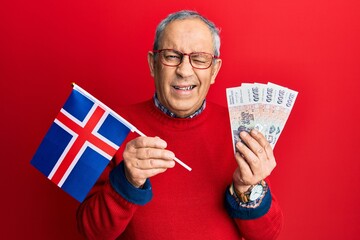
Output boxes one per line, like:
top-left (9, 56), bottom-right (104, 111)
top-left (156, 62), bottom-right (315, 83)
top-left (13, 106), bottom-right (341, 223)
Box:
top-left (77, 100), bottom-right (283, 240)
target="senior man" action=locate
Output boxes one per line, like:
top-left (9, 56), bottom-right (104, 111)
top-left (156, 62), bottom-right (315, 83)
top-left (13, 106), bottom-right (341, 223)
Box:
top-left (77, 10), bottom-right (283, 240)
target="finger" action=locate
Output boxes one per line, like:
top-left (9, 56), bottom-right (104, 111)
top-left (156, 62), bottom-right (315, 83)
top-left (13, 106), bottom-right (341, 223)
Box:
top-left (237, 132), bottom-right (268, 177)
top-left (133, 136), bottom-right (168, 149)
top-left (237, 132), bottom-right (261, 163)
top-left (240, 131), bottom-right (267, 160)
top-left (135, 157), bottom-right (176, 170)
top-left (235, 141), bottom-right (255, 174)
top-left (136, 147), bottom-right (175, 161)
top-left (233, 151), bottom-right (254, 184)
top-left (250, 129), bottom-right (275, 160)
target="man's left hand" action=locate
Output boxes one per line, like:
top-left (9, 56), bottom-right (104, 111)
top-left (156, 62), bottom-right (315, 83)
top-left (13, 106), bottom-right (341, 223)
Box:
top-left (232, 129), bottom-right (277, 193)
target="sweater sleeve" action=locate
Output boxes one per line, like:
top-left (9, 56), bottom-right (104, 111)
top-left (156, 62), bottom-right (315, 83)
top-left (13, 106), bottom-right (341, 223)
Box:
top-left (225, 185), bottom-right (283, 240)
top-left (76, 154), bottom-right (152, 239)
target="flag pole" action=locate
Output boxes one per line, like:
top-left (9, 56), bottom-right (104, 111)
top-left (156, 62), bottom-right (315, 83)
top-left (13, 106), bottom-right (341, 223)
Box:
top-left (72, 83), bottom-right (192, 171)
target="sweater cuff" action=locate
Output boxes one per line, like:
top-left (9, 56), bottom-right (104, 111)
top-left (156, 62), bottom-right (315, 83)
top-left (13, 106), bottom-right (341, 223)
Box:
top-left (225, 185), bottom-right (272, 220)
top-left (109, 161), bottom-right (153, 206)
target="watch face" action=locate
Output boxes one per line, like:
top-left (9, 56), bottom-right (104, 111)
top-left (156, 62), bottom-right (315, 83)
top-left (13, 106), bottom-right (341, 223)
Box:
top-left (249, 184), bottom-right (264, 201)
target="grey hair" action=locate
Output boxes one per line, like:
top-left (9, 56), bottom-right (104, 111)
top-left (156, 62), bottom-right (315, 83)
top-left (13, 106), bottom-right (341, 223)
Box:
top-left (153, 10), bottom-right (221, 57)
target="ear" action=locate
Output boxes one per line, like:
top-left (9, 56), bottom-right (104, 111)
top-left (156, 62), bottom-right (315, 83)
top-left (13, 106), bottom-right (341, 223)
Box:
top-left (210, 58), bottom-right (222, 84)
top-left (148, 51), bottom-right (155, 77)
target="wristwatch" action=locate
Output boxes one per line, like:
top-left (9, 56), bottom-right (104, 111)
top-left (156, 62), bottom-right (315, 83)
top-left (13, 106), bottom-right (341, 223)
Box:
top-left (231, 180), bottom-right (267, 203)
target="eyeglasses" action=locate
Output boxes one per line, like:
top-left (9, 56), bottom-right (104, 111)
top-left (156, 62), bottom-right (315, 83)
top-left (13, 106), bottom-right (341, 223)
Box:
top-left (153, 49), bottom-right (219, 70)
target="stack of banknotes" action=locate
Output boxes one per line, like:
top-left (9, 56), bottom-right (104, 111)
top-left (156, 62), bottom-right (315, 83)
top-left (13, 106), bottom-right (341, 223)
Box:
top-left (226, 82), bottom-right (298, 150)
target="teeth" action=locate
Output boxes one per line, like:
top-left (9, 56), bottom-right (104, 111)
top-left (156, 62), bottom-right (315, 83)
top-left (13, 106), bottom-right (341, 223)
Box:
top-left (174, 85), bottom-right (194, 90)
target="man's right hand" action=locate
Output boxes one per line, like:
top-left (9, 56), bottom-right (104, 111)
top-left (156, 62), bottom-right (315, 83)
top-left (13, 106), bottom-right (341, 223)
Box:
top-left (123, 136), bottom-right (176, 188)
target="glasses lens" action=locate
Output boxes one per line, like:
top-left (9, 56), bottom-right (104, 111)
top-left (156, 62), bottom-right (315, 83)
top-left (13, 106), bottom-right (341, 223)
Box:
top-left (190, 53), bottom-right (213, 69)
top-left (160, 50), bottom-right (182, 66)
top-left (157, 49), bottom-right (214, 69)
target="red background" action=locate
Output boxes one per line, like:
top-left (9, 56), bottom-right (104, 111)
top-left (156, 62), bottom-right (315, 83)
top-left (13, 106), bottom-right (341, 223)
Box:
top-left (1, 0), bottom-right (360, 239)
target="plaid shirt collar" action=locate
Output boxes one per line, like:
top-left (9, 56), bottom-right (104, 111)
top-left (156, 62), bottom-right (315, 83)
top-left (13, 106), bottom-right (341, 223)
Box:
top-left (153, 93), bottom-right (206, 119)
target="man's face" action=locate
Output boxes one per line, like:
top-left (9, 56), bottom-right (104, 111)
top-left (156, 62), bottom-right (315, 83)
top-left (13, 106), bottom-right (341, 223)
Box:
top-left (148, 18), bottom-right (222, 118)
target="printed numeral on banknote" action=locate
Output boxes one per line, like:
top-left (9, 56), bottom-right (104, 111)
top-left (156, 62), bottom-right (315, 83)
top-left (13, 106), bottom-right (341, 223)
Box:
top-left (226, 82), bottom-right (298, 151)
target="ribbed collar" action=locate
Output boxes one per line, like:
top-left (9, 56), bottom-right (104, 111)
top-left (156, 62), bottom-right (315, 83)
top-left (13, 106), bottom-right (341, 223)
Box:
top-left (153, 93), bottom-right (206, 119)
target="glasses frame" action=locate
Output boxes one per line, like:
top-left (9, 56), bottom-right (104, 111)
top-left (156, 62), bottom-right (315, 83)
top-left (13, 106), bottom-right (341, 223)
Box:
top-left (153, 49), bottom-right (219, 70)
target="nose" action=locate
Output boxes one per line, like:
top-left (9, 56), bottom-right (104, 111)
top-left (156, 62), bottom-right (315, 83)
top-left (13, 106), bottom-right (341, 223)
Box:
top-left (175, 55), bottom-right (194, 77)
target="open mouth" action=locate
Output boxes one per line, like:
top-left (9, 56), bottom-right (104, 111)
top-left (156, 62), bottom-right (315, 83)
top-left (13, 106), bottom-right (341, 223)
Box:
top-left (173, 85), bottom-right (196, 91)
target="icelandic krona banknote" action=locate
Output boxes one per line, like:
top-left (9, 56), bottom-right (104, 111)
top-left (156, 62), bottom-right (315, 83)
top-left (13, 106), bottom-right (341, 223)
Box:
top-left (226, 82), bottom-right (298, 150)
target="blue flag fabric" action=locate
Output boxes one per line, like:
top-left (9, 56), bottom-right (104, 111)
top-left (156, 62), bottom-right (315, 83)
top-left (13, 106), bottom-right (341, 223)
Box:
top-left (31, 84), bottom-right (133, 202)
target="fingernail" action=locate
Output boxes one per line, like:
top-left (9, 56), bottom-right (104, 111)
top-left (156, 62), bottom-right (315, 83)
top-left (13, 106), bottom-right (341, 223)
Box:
top-left (240, 131), bottom-right (247, 137)
top-left (252, 129), bottom-right (259, 135)
top-left (168, 152), bottom-right (175, 159)
top-left (170, 160), bottom-right (176, 167)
